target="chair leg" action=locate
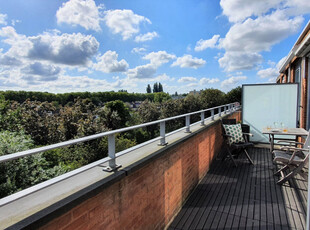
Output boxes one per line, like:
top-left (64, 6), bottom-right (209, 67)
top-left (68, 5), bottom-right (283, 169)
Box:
top-left (274, 164), bottom-right (289, 176)
top-left (225, 145), bottom-right (237, 167)
top-left (277, 163), bottom-right (305, 185)
top-left (243, 149), bottom-right (254, 165)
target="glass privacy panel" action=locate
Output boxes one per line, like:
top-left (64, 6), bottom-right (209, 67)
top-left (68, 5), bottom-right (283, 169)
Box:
top-left (242, 84), bottom-right (298, 142)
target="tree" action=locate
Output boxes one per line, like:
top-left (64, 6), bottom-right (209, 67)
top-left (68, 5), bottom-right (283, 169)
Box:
top-left (199, 88), bottom-right (225, 109)
top-left (153, 82), bottom-right (159, 93)
top-left (146, 84), bottom-right (152, 93)
top-left (158, 83), bottom-right (163, 92)
top-left (98, 100), bottom-right (130, 130)
top-left (0, 131), bottom-right (67, 198)
top-left (225, 86), bottom-right (242, 104)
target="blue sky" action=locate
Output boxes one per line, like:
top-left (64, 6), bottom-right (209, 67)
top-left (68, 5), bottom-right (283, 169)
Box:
top-left (0, 0), bottom-right (309, 94)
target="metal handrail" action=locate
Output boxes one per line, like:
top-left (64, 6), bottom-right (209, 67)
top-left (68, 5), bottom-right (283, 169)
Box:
top-left (0, 102), bottom-right (239, 206)
top-left (0, 102), bottom-right (238, 165)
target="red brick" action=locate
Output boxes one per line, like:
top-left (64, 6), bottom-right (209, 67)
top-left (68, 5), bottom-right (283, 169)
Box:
top-left (39, 113), bottom-right (239, 230)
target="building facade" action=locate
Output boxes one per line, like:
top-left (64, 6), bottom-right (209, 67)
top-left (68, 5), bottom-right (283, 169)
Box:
top-left (277, 21), bottom-right (310, 129)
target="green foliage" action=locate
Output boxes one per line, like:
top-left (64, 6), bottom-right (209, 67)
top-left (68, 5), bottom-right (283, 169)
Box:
top-left (152, 82), bottom-right (163, 93)
top-left (146, 84), bottom-right (152, 93)
top-left (0, 87), bottom-right (243, 198)
top-left (101, 100), bottom-right (130, 129)
top-left (199, 88), bottom-right (226, 109)
top-left (0, 131), bottom-right (67, 198)
top-left (0, 90), bottom-right (157, 105)
top-left (153, 92), bottom-right (171, 103)
top-left (0, 96), bottom-right (22, 132)
top-left (225, 86), bottom-right (242, 103)
top-left (99, 135), bottom-right (137, 155)
top-left (158, 82), bottom-right (163, 92)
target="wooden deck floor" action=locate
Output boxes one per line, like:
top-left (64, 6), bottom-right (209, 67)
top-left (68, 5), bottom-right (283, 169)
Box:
top-left (168, 148), bottom-right (308, 230)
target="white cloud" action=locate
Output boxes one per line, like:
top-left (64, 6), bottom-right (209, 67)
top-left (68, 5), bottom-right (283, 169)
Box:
top-left (56, 0), bottom-right (101, 31)
top-left (11, 19), bottom-right (21, 26)
top-left (136, 73), bottom-right (174, 83)
top-left (221, 76), bottom-right (247, 88)
top-left (219, 51), bottom-right (263, 72)
top-left (186, 83), bottom-right (198, 88)
top-left (103, 9), bottom-right (151, 40)
top-left (135, 31), bottom-right (159, 42)
top-left (220, 0), bottom-right (283, 23)
top-left (143, 51), bottom-right (176, 67)
top-left (276, 56), bottom-right (287, 70)
top-left (199, 77), bottom-right (220, 85)
top-left (171, 55), bottom-right (206, 69)
top-left (22, 62), bottom-right (61, 77)
top-left (0, 13), bottom-right (7, 25)
top-left (217, 8), bottom-right (303, 72)
top-left (257, 56), bottom-right (286, 80)
top-left (220, 11), bottom-right (303, 53)
top-left (27, 32), bottom-right (99, 66)
top-left (0, 49), bottom-right (22, 66)
top-left (93, 50), bottom-right (128, 73)
top-left (194, 35), bottom-right (220, 52)
top-left (131, 47), bottom-right (147, 54)
top-left (127, 64), bottom-right (157, 79)
top-left (178, 76), bottom-right (197, 83)
top-left (284, 0), bottom-right (310, 16)
top-left (257, 68), bottom-right (279, 79)
top-left (154, 73), bottom-right (173, 81)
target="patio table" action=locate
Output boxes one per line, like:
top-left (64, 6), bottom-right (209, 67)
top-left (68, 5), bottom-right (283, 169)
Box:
top-left (262, 127), bottom-right (308, 152)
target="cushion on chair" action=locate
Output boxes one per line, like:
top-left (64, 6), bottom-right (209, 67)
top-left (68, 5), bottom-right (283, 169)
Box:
top-left (273, 150), bottom-right (304, 164)
top-left (223, 123), bottom-right (245, 145)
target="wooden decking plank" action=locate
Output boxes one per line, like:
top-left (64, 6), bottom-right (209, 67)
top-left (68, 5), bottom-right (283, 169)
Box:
top-left (174, 163), bottom-right (224, 228)
top-left (191, 151), bottom-right (244, 229)
top-left (216, 212), bottom-right (228, 230)
top-left (286, 184), bottom-right (305, 230)
top-left (238, 216), bottom-right (247, 230)
top-left (167, 147), bottom-right (307, 230)
top-left (188, 158), bottom-right (233, 229)
top-left (172, 159), bottom-right (226, 228)
top-left (194, 163), bottom-right (236, 229)
top-left (223, 213), bottom-right (234, 230)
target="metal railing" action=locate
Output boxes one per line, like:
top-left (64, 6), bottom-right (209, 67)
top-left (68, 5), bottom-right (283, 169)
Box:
top-left (0, 102), bottom-right (239, 205)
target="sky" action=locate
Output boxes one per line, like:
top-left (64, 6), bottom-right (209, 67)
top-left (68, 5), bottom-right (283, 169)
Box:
top-left (0, 0), bottom-right (309, 94)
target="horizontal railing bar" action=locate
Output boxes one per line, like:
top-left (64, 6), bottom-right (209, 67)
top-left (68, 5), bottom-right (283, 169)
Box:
top-left (0, 103), bottom-right (236, 163)
top-left (0, 155), bottom-right (111, 207)
top-left (0, 108), bottom-right (235, 206)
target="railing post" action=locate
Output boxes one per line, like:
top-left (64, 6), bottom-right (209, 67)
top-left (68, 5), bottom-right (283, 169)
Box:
top-left (200, 111), bottom-right (205, 126)
top-left (158, 121), bottom-right (168, 145)
top-left (224, 106), bottom-right (227, 114)
top-left (102, 134), bottom-right (121, 172)
top-left (219, 107), bottom-right (221, 117)
top-left (185, 115), bottom-right (191, 133)
top-left (211, 109), bottom-right (214, 120)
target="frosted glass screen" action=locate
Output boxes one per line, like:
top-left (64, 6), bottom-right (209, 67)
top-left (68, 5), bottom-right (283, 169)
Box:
top-left (242, 84), bottom-right (298, 142)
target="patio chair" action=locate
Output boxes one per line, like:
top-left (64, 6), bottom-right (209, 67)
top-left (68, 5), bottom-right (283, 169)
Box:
top-left (273, 131), bottom-right (310, 185)
top-left (221, 119), bottom-right (254, 166)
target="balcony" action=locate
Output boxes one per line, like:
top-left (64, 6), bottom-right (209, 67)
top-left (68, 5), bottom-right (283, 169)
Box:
top-left (0, 103), bottom-right (308, 230)
top-left (168, 147), bottom-right (307, 229)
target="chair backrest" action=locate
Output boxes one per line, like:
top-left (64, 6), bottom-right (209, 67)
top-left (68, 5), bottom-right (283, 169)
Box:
top-left (222, 119), bottom-right (236, 125)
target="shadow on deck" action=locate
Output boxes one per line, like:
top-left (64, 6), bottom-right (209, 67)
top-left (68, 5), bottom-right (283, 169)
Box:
top-left (168, 147), bottom-right (308, 230)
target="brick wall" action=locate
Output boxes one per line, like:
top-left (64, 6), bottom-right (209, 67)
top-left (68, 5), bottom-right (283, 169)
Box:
top-left (300, 58), bottom-right (308, 129)
top-left (38, 112), bottom-right (241, 230)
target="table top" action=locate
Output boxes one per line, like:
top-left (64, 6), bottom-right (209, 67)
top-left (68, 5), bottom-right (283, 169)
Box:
top-left (262, 127), bottom-right (308, 136)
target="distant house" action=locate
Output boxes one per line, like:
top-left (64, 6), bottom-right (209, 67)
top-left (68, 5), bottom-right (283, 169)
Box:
top-left (188, 90), bottom-right (202, 96)
top-left (277, 20), bottom-right (310, 129)
top-left (130, 101), bottom-right (143, 110)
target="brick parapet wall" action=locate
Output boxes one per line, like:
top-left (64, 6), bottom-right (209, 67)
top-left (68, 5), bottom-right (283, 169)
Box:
top-left (37, 112), bottom-right (241, 230)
